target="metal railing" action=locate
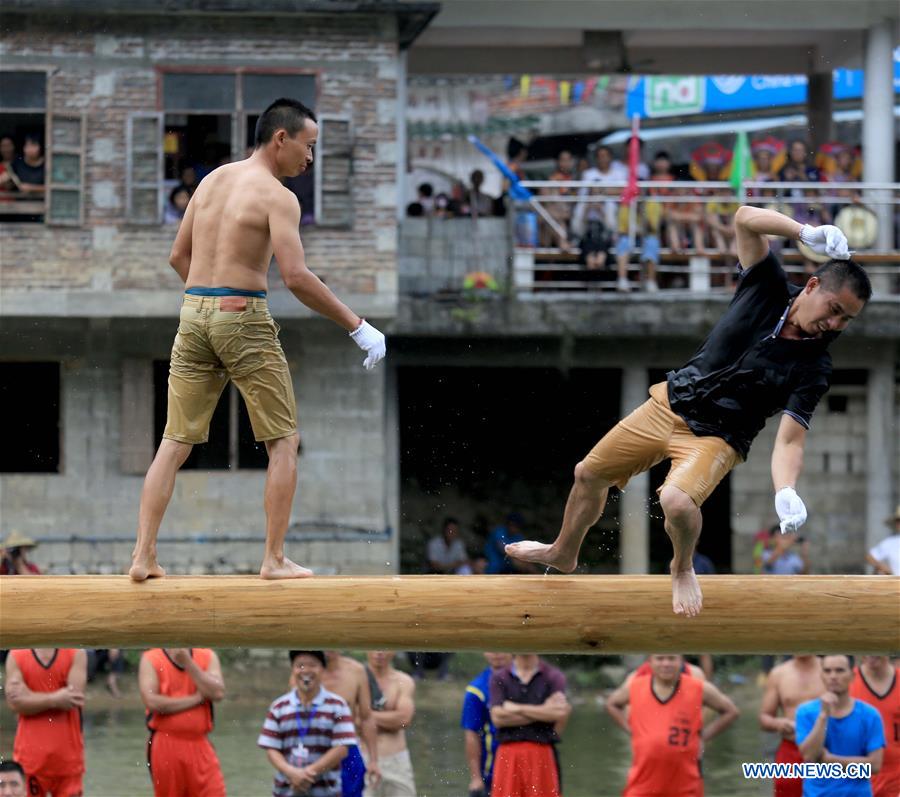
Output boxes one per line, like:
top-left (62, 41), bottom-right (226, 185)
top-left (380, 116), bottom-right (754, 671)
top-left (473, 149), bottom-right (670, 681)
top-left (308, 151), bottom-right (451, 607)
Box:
top-left (511, 179), bottom-right (900, 294)
top-left (396, 181), bottom-right (899, 298)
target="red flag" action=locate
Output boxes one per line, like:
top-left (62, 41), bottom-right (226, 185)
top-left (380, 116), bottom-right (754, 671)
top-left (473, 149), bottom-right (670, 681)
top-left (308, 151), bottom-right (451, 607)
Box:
top-left (620, 114), bottom-right (640, 206)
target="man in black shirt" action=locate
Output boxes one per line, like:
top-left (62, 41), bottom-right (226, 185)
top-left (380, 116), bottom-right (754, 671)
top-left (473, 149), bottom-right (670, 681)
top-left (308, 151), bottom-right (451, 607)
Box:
top-left (507, 205), bottom-right (871, 616)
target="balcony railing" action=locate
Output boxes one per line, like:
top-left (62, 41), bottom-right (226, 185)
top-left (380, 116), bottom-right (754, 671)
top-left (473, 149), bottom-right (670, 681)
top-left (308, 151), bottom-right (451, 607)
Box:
top-left (398, 181), bottom-right (900, 299)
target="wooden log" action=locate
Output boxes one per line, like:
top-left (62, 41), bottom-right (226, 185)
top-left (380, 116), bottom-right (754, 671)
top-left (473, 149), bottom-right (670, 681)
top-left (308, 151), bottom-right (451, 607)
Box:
top-left (1, 575), bottom-right (897, 654)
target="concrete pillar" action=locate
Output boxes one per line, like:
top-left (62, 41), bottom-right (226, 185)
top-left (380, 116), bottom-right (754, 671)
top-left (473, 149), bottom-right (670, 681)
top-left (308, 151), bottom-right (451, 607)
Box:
top-left (862, 20), bottom-right (897, 256)
top-left (395, 49), bottom-right (408, 222)
top-left (806, 72), bottom-right (833, 155)
top-left (866, 351), bottom-right (897, 565)
top-left (619, 366), bottom-right (650, 574)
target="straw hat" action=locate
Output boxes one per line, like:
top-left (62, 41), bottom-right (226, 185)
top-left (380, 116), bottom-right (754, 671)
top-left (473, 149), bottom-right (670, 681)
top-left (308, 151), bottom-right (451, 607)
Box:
top-left (834, 205), bottom-right (878, 250)
top-left (1, 530), bottom-right (38, 549)
top-left (886, 505), bottom-right (900, 526)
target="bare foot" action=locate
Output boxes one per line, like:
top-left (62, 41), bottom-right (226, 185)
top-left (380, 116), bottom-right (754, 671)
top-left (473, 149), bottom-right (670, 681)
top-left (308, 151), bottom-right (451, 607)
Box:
top-left (129, 557), bottom-right (166, 582)
top-left (504, 541), bottom-right (577, 573)
top-left (260, 557), bottom-right (314, 580)
top-left (671, 567), bottom-right (703, 617)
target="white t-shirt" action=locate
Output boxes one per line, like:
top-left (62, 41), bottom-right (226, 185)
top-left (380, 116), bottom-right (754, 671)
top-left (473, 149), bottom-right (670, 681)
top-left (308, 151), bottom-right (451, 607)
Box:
top-left (575, 161), bottom-right (629, 230)
top-left (427, 535), bottom-right (468, 573)
top-left (869, 534), bottom-right (900, 575)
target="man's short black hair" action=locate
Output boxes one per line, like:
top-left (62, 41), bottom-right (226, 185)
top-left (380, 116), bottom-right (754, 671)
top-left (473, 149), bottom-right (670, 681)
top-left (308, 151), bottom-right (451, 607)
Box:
top-left (507, 137), bottom-right (527, 160)
top-left (418, 182), bottom-right (433, 198)
top-left (813, 259), bottom-right (872, 303)
top-left (822, 653), bottom-right (854, 669)
top-left (255, 98), bottom-right (317, 147)
top-left (0, 760), bottom-right (25, 777)
top-left (442, 516), bottom-right (459, 529)
top-left (289, 650), bottom-right (326, 667)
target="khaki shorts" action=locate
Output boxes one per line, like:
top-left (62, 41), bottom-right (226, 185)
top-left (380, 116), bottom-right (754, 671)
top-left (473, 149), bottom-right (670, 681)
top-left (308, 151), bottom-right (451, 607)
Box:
top-left (581, 382), bottom-right (741, 507)
top-left (163, 294), bottom-right (297, 444)
top-left (364, 749), bottom-right (417, 797)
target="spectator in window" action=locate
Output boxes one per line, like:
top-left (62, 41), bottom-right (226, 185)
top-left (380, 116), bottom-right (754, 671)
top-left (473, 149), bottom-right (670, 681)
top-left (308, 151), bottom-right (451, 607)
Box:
top-left (11, 135), bottom-right (44, 195)
top-left (0, 531), bottom-right (42, 575)
top-left (164, 185), bottom-right (191, 225)
top-left (0, 135), bottom-right (22, 197)
top-left (178, 165), bottom-right (198, 196)
top-left (427, 516), bottom-right (470, 575)
top-left (540, 149), bottom-right (577, 250)
top-left (866, 505), bottom-right (900, 575)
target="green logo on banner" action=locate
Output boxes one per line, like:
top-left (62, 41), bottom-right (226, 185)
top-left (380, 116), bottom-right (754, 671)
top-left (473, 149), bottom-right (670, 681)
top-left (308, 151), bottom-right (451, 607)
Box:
top-left (645, 77), bottom-right (705, 117)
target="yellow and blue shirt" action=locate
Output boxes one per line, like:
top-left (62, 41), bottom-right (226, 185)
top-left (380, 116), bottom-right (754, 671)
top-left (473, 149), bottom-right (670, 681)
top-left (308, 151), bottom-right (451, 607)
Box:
top-left (461, 667), bottom-right (498, 785)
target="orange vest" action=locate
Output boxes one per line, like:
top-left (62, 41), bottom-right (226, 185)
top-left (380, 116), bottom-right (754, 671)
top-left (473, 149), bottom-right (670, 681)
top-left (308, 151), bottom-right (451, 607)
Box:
top-left (850, 666), bottom-right (900, 794)
top-left (624, 674), bottom-right (704, 797)
top-left (11, 649), bottom-right (84, 777)
top-left (144, 648), bottom-right (214, 737)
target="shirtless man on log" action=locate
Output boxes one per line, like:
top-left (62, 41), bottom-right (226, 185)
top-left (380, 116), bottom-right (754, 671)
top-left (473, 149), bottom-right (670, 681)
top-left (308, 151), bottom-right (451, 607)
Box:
top-left (130, 98), bottom-right (385, 581)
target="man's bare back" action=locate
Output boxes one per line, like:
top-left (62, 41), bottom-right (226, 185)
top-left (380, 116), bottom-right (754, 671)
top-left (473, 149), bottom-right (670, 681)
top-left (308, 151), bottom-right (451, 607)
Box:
top-left (179, 161), bottom-right (294, 292)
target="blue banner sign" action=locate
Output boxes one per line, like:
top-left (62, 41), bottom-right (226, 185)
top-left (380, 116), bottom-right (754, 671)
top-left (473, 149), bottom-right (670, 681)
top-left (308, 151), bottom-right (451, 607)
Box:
top-left (626, 48), bottom-right (900, 118)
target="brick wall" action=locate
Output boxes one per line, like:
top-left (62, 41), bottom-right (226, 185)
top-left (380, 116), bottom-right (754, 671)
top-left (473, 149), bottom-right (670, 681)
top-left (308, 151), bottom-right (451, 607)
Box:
top-left (0, 13), bottom-right (400, 305)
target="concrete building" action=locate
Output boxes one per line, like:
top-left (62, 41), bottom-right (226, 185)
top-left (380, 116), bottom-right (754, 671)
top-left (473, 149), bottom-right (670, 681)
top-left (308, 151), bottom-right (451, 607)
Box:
top-left (1, 0), bottom-right (898, 577)
top-left (0, 0), bottom-right (438, 574)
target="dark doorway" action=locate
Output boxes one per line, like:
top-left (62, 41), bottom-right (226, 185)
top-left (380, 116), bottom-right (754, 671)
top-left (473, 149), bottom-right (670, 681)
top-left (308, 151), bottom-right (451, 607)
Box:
top-left (398, 365), bottom-right (622, 573)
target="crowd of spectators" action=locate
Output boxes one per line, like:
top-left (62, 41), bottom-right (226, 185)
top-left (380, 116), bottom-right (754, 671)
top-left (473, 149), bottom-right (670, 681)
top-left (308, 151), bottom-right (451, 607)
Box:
top-left (407, 133), bottom-right (882, 292)
top-left (531, 134), bottom-right (872, 291)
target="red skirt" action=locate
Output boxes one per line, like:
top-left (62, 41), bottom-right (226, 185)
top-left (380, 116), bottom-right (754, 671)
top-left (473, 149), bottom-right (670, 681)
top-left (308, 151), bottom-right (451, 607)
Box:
top-left (491, 741), bottom-right (561, 797)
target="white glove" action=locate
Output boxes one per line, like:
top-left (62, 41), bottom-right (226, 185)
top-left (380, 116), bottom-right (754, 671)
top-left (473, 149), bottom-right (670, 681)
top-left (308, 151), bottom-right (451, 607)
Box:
top-left (775, 487), bottom-right (808, 534)
top-left (799, 224), bottom-right (851, 260)
top-left (349, 320), bottom-right (386, 370)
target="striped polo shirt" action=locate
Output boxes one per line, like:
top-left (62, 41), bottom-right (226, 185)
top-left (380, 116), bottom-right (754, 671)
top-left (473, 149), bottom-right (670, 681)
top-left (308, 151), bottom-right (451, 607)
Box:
top-left (258, 686), bottom-right (357, 797)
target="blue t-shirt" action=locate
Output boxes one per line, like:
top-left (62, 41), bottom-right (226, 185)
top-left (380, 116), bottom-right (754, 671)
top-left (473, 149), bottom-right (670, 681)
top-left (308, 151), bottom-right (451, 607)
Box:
top-left (795, 698), bottom-right (885, 797)
top-left (484, 526), bottom-right (523, 574)
top-left (460, 667), bottom-right (498, 784)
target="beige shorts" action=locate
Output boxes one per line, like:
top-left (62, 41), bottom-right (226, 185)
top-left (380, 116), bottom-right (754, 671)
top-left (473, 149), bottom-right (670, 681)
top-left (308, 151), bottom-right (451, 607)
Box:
top-left (364, 749), bottom-right (417, 797)
top-left (581, 381), bottom-right (741, 507)
top-left (163, 294), bottom-right (297, 444)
